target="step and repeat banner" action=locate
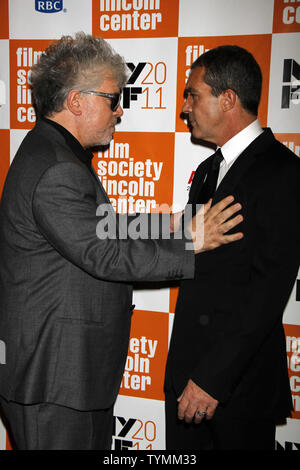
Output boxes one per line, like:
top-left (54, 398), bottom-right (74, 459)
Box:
top-left (0, 0), bottom-right (299, 451)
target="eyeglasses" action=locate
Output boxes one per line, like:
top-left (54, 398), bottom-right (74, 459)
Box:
top-left (80, 90), bottom-right (121, 111)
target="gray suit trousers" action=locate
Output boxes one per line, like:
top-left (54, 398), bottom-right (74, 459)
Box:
top-left (0, 395), bottom-right (113, 450)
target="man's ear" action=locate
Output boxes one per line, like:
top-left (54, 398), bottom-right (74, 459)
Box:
top-left (66, 90), bottom-right (83, 116)
top-left (220, 89), bottom-right (237, 112)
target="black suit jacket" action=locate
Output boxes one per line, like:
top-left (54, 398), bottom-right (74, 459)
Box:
top-left (166, 128), bottom-right (300, 420)
top-left (0, 119), bottom-right (194, 411)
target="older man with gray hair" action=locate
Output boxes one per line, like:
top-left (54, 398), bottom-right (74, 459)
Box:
top-left (0, 33), bottom-right (242, 450)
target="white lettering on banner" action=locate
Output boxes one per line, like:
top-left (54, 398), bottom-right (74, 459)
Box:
top-left (100, 0), bottom-right (160, 11)
top-left (129, 336), bottom-right (158, 357)
top-left (15, 47), bottom-right (42, 124)
top-left (121, 336), bottom-right (158, 391)
top-left (36, 1), bottom-right (62, 12)
top-left (185, 45), bottom-right (209, 67)
top-left (97, 140), bottom-right (163, 213)
top-left (17, 107), bottom-right (36, 123)
top-left (286, 336), bottom-right (300, 412)
top-left (185, 45), bottom-right (210, 81)
top-left (283, 141), bottom-right (300, 156)
top-left (0, 80), bottom-right (6, 105)
top-left (100, 12), bottom-right (162, 31)
top-left (99, 0), bottom-right (162, 31)
top-left (283, 0), bottom-right (300, 25)
top-left (283, 6), bottom-right (300, 24)
top-left (286, 335), bottom-right (300, 353)
top-left (291, 376), bottom-right (300, 392)
top-left (16, 47), bottom-right (42, 67)
top-left (99, 159), bottom-right (162, 181)
top-left (292, 395), bottom-right (300, 413)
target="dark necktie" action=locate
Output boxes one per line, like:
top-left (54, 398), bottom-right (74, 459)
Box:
top-left (197, 148), bottom-right (224, 204)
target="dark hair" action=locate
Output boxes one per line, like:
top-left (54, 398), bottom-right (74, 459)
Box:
top-left (30, 32), bottom-right (128, 117)
top-left (191, 45), bottom-right (262, 116)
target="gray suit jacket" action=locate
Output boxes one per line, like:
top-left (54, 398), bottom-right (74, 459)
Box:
top-left (0, 119), bottom-right (194, 410)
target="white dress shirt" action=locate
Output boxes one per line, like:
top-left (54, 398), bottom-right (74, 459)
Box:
top-left (217, 119), bottom-right (263, 188)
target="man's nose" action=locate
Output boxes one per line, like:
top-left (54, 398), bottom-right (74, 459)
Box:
top-left (114, 104), bottom-right (123, 117)
top-left (182, 96), bottom-right (192, 114)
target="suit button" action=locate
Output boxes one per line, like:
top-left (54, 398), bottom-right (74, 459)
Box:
top-left (199, 315), bottom-right (209, 326)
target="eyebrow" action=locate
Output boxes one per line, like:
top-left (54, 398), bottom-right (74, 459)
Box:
top-left (184, 87), bottom-right (199, 94)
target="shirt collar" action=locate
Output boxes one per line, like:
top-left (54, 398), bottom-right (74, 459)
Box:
top-left (220, 119), bottom-right (263, 166)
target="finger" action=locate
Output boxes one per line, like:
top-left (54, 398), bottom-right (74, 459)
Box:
top-left (196, 398), bottom-right (218, 422)
top-left (207, 229), bottom-right (243, 251)
top-left (219, 213), bottom-right (244, 234)
top-left (213, 203), bottom-right (242, 225)
top-left (183, 403), bottom-right (198, 423)
top-left (177, 396), bottom-right (188, 420)
top-left (205, 403), bottom-right (218, 420)
top-left (208, 195), bottom-right (235, 215)
top-left (202, 198), bottom-right (212, 214)
top-left (194, 409), bottom-right (207, 424)
top-left (221, 232), bottom-right (244, 244)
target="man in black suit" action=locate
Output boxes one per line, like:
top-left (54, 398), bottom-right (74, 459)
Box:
top-left (165, 45), bottom-right (300, 450)
top-left (0, 34), bottom-right (243, 450)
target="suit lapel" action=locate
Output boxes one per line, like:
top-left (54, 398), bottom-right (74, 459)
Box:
top-left (90, 165), bottom-right (112, 205)
top-left (188, 155), bottom-right (213, 204)
top-left (213, 129), bottom-right (275, 204)
top-left (213, 145), bottom-right (257, 204)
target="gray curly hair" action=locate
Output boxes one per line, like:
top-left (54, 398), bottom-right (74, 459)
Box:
top-left (30, 32), bottom-right (128, 117)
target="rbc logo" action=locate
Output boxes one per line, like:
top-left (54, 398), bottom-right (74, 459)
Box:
top-left (35, 0), bottom-right (63, 13)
